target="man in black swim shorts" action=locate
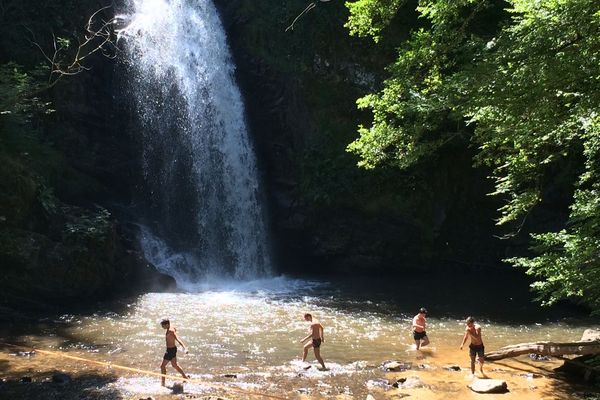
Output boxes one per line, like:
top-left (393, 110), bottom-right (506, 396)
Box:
top-left (300, 313), bottom-right (326, 370)
top-left (460, 316), bottom-right (486, 377)
top-left (160, 319), bottom-right (189, 386)
top-left (412, 307), bottom-right (430, 350)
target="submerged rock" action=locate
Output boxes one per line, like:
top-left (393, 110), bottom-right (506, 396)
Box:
top-left (444, 364), bottom-right (461, 371)
top-left (468, 379), bottom-right (508, 393)
top-left (366, 379), bottom-right (390, 389)
top-left (382, 361), bottom-right (412, 371)
top-left (392, 377), bottom-right (406, 388)
top-left (199, 397), bottom-right (231, 400)
top-left (10, 351), bottom-right (36, 357)
top-left (171, 382), bottom-right (184, 394)
top-left (52, 373), bottom-right (72, 385)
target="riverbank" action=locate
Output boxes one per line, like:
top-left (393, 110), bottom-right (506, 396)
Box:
top-left (1, 340), bottom-right (599, 399)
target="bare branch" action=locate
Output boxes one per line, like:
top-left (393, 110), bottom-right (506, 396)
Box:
top-left (286, 0), bottom-right (331, 32)
top-left (26, 4), bottom-right (118, 88)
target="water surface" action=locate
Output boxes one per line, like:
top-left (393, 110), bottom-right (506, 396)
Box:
top-left (2, 274), bottom-right (599, 399)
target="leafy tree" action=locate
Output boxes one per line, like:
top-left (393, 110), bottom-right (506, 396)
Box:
top-left (346, 0), bottom-right (600, 310)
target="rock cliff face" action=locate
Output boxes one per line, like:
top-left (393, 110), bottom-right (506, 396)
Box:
top-left (0, 2), bottom-right (174, 308)
top-left (0, 56), bottom-right (175, 308)
top-left (214, 0), bottom-right (508, 274)
top-left (2, 0), bottom-right (557, 308)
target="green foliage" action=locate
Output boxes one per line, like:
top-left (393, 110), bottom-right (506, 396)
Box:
top-left (0, 62), bottom-right (53, 118)
top-left (345, 0), bottom-right (407, 42)
top-left (346, 0), bottom-right (600, 309)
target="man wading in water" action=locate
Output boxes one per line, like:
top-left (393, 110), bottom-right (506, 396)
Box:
top-left (160, 319), bottom-right (189, 386)
top-left (300, 313), bottom-right (326, 370)
top-left (459, 316), bottom-right (486, 377)
top-left (412, 307), bottom-right (430, 350)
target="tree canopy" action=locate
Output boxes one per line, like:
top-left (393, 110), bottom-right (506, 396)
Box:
top-left (346, 0), bottom-right (600, 310)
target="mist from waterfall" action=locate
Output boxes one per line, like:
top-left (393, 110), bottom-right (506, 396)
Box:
top-left (118, 0), bottom-right (272, 285)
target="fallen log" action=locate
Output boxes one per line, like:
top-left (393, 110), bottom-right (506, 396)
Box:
top-left (485, 341), bottom-right (600, 361)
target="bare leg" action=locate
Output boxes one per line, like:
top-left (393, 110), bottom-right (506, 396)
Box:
top-left (414, 340), bottom-right (420, 350)
top-left (171, 358), bottom-right (188, 379)
top-left (421, 336), bottom-right (430, 348)
top-left (478, 356), bottom-right (485, 376)
top-left (314, 347), bottom-right (326, 370)
top-left (302, 342), bottom-right (311, 362)
top-left (470, 355), bottom-right (476, 375)
top-left (160, 359), bottom-right (169, 386)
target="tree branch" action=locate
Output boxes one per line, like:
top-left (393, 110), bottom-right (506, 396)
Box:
top-left (286, 0), bottom-right (331, 32)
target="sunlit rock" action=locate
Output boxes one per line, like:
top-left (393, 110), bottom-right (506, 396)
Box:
top-left (468, 379), bottom-right (508, 393)
top-left (393, 376), bottom-right (427, 389)
top-left (382, 361), bottom-right (412, 371)
top-left (581, 329), bottom-right (600, 342)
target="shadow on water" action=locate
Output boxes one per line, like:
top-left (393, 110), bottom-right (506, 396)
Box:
top-left (0, 373), bottom-right (121, 400)
top-left (297, 269), bottom-right (595, 324)
top-left (0, 358), bottom-right (9, 374)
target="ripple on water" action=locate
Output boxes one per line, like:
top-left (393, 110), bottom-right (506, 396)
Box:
top-left (4, 276), bottom-right (600, 400)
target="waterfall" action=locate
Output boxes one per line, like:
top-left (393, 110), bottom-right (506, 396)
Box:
top-left (118, 0), bottom-right (272, 284)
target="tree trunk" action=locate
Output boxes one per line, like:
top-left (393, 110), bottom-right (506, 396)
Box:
top-left (485, 341), bottom-right (600, 361)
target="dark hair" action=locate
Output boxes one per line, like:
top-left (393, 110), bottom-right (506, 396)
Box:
top-left (466, 316), bottom-right (475, 324)
top-left (304, 313), bottom-right (312, 319)
top-left (419, 307), bottom-right (428, 314)
top-left (160, 319), bottom-right (170, 326)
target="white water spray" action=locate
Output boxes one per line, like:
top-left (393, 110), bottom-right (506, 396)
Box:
top-left (119, 0), bottom-right (272, 284)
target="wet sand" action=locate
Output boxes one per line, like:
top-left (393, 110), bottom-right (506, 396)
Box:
top-left (0, 343), bottom-right (596, 399)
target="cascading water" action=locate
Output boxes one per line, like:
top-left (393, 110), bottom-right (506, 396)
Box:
top-left (118, 0), bottom-right (272, 285)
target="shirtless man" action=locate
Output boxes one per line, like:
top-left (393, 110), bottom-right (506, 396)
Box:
top-left (160, 319), bottom-right (189, 386)
top-left (459, 316), bottom-right (485, 376)
top-left (300, 313), bottom-right (326, 370)
top-left (412, 307), bottom-right (430, 350)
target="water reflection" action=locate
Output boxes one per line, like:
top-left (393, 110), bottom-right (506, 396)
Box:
top-left (2, 274), bottom-right (599, 399)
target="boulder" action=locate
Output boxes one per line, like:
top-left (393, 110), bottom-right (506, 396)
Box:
top-left (468, 379), bottom-right (508, 393)
top-left (581, 329), bottom-right (600, 342)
